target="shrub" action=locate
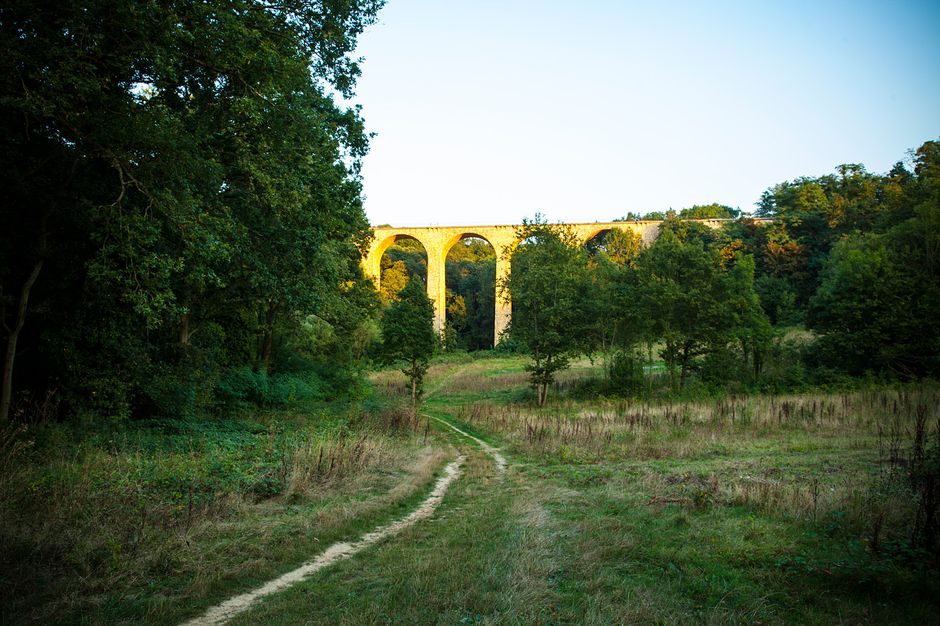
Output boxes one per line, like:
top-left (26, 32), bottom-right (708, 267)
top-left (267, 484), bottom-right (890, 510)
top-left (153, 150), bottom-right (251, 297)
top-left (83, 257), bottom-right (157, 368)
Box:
top-left (606, 351), bottom-right (646, 397)
top-left (215, 367), bottom-right (326, 408)
top-left (697, 346), bottom-right (743, 388)
top-left (492, 336), bottom-right (522, 354)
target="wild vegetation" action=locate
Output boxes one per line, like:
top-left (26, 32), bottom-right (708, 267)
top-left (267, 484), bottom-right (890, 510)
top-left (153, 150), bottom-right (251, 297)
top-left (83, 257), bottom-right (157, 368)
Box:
top-left (1, 0), bottom-right (939, 623)
top-left (0, 398), bottom-right (452, 624)
top-left (495, 143), bottom-right (940, 404)
top-left (0, 0), bottom-right (384, 424)
top-left (222, 358), bottom-right (939, 624)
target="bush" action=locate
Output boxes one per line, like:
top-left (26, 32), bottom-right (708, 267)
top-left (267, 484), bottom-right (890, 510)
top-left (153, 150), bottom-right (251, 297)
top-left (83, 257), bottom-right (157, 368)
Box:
top-left (607, 351), bottom-right (646, 396)
top-left (697, 347), bottom-right (743, 388)
top-left (141, 364), bottom-right (199, 419)
top-left (216, 367), bottom-right (326, 408)
top-left (493, 336), bottom-right (522, 354)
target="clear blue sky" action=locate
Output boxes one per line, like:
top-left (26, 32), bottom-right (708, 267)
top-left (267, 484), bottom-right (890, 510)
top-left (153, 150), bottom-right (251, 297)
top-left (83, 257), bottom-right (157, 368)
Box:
top-left (350, 0), bottom-right (940, 227)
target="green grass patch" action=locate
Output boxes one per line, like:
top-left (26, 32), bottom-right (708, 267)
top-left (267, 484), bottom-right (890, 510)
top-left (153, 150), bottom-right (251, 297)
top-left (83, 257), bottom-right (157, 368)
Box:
top-left (0, 402), bottom-right (452, 625)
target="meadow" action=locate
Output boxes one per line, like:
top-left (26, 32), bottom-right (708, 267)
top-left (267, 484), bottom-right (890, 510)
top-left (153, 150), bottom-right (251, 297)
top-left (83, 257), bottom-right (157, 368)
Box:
top-left (0, 402), bottom-right (451, 625)
top-left (243, 355), bottom-right (938, 624)
top-left (2, 354), bottom-right (937, 624)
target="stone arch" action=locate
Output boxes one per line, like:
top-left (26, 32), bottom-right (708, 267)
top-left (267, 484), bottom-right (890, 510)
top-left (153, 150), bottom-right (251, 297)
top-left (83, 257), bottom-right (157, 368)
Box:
top-left (364, 219), bottom-right (771, 346)
top-left (581, 225), bottom-right (650, 267)
top-left (441, 233), bottom-right (498, 349)
top-left (581, 226), bottom-right (616, 247)
top-left (440, 231), bottom-right (495, 260)
top-left (369, 233), bottom-right (430, 299)
top-left (580, 226), bottom-right (616, 244)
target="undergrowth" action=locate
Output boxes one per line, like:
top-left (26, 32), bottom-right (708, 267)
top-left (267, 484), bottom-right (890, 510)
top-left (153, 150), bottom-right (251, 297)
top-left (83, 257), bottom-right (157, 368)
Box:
top-left (0, 395), bottom-right (444, 625)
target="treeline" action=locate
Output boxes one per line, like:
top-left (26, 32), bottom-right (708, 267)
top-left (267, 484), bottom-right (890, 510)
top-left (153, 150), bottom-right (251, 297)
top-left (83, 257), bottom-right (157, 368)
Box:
top-left (2, 2), bottom-right (936, 423)
top-left (505, 142), bottom-right (940, 404)
top-left (0, 0), bottom-right (385, 422)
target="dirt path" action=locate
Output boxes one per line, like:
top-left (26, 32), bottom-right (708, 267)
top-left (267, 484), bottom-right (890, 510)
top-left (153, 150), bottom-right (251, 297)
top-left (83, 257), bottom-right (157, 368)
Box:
top-left (422, 362), bottom-right (463, 399)
top-left (427, 414), bottom-right (507, 474)
top-left (421, 364), bottom-right (507, 474)
top-left (179, 455), bottom-right (465, 626)
top-left (182, 366), bottom-right (509, 625)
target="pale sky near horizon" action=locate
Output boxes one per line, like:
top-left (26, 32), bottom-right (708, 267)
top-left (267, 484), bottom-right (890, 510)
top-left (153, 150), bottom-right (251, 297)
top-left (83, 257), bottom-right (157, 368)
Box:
top-left (349, 0), bottom-right (940, 227)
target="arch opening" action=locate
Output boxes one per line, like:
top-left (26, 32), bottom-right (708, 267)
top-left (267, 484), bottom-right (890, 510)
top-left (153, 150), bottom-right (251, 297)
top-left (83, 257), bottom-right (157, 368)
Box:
top-left (443, 235), bottom-right (496, 350)
top-left (378, 235), bottom-right (428, 303)
top-left (583, 227), bottom-right (644, 267)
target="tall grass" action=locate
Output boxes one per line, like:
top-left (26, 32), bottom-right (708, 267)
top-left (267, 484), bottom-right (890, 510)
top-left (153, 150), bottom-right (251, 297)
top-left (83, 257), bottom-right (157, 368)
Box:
top-left (455, 386), bottom-right (940, 558)
top-left (457, 388), bottom-right (938, 457)
top-left (286, 432), bottom-right (393, 497)
top-left (0, 407), bottom-right (443, 625)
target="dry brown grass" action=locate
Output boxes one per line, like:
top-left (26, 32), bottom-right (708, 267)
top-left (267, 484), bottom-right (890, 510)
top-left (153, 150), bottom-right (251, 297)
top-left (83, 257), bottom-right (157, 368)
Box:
top-left (452, 386), bottom-right (938, 544)
top-left (0, 413), bottom-right (451, 625)
top-left (456, 388), bottom-right (939, 461)
top-left (286, 432), bottom-right (414, 497)
top-left (444, 369), bottom-right (530, 393)
top-left (369, 369), bottom-right (408, 397)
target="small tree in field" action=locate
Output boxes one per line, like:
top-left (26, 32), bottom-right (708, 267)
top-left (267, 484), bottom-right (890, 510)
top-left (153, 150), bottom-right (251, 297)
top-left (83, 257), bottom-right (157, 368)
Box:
top-left (502, 217), bottom-right (590, 406)
top-left (380, 277), bottom-right (436, 408)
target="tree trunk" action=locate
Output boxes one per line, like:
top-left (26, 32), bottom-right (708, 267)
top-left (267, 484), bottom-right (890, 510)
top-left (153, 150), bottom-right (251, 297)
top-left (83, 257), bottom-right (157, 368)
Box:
top-left (1, 259), bottom-right (44, 422)
top-left (179, 311), bottom-right (192, 346)
top-left (258, 301), bottom-right (279, 373)
top-left (411, 361), bottom-right (417, 408)
top-left (679, 344), bottom-right (690, 389)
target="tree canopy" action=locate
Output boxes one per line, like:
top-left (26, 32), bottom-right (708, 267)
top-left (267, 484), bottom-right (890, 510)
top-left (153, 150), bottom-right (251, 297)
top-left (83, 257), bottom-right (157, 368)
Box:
top-left (379, 277), bottom-right (436, 406)
top-left (0, 0), bottom-right (384, 421)
top-left (503, 218), bottom-right (592, 405)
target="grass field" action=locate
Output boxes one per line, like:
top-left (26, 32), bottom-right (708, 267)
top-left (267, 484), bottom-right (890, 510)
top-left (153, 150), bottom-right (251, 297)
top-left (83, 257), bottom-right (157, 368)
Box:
top-left (0, 403), bottom-right (452, 625)
top-left (238, 355), bottom-right (939, 624)
top-left (3, 354), bottom-right (938, 624)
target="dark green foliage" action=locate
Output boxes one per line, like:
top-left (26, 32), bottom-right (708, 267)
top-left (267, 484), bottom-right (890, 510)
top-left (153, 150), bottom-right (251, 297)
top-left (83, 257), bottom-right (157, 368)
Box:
top-left (617, 210), bottom-right (670, 221)
top-left (584, 228), bottom-right (644, 268)
top-left (380, 277), bottom-right (436, 406)
top-left (631, 228), bottom-right (769, 389)
top-left (909, 406), bottom-right (939, 553)
top-left (446, 259), bottom-right (496, 350)
top-left (504, 217), bottom-right (592, 405)
top-left (698, 139), bottom-right (940, 383)
top-left (382, 240), bottom-right (429, 286)
top-left (0, 0), bottom-right (384, 421)
top-left (807, 235), bottom-right (910, 375)
top-left (678, 203), bottom-right (741, 219)
top-left (606, 351), bottom-right (647, 396)
top-left (754, 162), bottom-right (905, 305)
top-left (491, 336), bottom-right (523, 354)
top-left (445, 237), bottom-right (497, 350)
top-left (378, 238), bottom-right (496, 350)
top-left (804, 142), bottom-right (940, 378)
top-left (754, 274), bottom-right (799, 325)
top-left (216, 366), bottom-right (326, 409)
top-left (659, 215), bottom-right (725, 249)
top-left (616, 205), bottom-right (738, 222)
top-left (806, 231), bottom-right (937, 377)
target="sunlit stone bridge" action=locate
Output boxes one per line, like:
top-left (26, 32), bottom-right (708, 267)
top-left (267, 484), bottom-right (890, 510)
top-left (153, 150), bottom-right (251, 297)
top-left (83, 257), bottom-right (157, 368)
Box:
top-left (363, 219), bottom-right (756, 345)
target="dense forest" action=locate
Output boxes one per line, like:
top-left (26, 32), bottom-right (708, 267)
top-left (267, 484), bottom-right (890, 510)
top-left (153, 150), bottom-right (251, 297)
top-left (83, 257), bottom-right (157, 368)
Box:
top-left (0, 0), bottom-right (385, 423)
top-left (1, 1), bottom-right (938, 426)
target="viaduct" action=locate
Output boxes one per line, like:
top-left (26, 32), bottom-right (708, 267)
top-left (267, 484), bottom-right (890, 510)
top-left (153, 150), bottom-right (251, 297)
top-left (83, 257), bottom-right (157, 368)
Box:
top-left (362, 219), bottom-right (754, 345)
